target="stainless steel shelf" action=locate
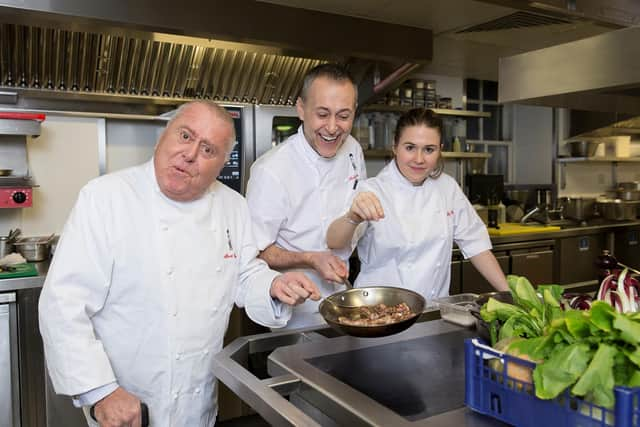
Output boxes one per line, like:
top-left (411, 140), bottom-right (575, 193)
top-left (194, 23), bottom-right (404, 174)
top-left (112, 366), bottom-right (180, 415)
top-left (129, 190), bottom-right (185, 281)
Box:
top-left (0, 118), bottom-right (42, 137)
top-left (361, 105), bottom-right (491, 118)
top-left (558, 157), bottom-right (640, 163)
top-left (557, 157), bottom-right (640, 189)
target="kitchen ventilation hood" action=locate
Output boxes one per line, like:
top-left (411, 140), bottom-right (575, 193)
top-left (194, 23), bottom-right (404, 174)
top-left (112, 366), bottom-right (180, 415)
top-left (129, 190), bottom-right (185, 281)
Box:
top-left (0, 0), bottom-right (433, 113)
top-left (498, 26), bottom-right (640, 116)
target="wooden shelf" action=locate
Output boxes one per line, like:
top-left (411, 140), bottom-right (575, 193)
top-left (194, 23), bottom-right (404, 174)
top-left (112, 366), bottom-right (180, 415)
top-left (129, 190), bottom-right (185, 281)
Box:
top-left (364, 149), bottom-right (491, 160)
top-left (361, 105), bottom-right (491, 118)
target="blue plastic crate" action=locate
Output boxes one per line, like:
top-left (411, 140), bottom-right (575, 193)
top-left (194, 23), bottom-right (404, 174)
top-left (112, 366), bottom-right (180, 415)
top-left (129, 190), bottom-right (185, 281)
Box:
top-left (464, 338), bottom-right (640, 427)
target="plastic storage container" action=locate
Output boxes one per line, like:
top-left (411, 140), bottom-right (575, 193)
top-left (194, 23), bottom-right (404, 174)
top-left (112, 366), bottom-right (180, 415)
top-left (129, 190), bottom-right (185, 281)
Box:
top-left (465, 338), bottom-right (640, 427)
top-left (434, 293), bottom-right (478, 327)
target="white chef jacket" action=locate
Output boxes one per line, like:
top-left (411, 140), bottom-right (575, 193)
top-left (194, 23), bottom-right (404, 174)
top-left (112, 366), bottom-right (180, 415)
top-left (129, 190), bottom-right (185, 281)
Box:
top-left (247, 126), bottom-right (367, 329)
top-left (39, 160), bottom-right (289, 427)
top-left (353, 160), bottom-right (491, 304)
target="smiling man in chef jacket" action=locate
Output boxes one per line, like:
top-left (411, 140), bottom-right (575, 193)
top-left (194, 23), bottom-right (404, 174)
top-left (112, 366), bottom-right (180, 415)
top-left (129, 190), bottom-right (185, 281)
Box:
top-left (39, 101), bottom-right (320, 427)
top-left (246, 63), bottom-right (367, 329)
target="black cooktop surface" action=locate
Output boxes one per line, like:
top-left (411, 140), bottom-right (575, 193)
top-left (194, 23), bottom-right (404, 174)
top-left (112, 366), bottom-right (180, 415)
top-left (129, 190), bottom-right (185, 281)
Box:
top-left (306, 329), bottom-right (475, 422)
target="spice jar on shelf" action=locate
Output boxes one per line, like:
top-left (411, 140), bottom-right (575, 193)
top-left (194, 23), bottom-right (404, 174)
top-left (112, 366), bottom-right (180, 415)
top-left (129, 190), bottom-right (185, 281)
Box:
top-left (400, 81), bottom-right (413, 107)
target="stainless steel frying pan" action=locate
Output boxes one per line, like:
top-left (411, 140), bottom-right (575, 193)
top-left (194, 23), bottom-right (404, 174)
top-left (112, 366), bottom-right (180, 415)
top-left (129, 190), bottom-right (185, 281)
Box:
top-left (319, 286), bottom-right (426, 338)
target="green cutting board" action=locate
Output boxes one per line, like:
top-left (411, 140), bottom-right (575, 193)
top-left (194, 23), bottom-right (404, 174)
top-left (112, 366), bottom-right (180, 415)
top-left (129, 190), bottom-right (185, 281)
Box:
top-left (0, 263), bottom-right (39, 279)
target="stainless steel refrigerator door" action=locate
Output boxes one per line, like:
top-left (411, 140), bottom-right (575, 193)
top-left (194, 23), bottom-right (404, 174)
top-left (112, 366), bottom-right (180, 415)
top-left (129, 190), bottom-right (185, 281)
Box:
top-left (254, 105), bottom-right (299, 160)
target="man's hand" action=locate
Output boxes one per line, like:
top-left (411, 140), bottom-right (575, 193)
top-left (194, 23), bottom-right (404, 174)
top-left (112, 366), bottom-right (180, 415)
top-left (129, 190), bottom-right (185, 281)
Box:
top-left (270, 272), bottom-right (321, 305)
top-left (306, 251), bottom-right (348, 283)
top-left (93, 387), bottom-right (142, 427)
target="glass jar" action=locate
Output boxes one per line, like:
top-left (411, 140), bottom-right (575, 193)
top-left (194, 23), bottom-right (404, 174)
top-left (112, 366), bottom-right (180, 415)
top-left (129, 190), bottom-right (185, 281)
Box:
top-left (400, 81), bottom-right (413, 107)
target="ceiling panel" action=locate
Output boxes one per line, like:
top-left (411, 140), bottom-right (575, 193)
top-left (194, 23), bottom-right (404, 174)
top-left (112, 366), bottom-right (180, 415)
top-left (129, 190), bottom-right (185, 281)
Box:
top-left (257, 0), bottom-right (514, 33)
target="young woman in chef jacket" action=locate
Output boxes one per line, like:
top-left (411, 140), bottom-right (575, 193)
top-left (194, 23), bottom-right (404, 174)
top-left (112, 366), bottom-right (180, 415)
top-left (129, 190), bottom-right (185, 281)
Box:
top-left (327, 108), bottom-right (509, 302)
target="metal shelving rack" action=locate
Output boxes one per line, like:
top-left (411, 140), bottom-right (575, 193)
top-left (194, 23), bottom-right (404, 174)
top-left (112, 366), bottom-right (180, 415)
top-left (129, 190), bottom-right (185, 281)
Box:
top-left (557, 157), bottom-right (640, 189)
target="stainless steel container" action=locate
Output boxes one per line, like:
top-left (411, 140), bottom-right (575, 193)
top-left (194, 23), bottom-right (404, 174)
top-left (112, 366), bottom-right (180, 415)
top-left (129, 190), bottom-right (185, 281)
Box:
top-left (13, 237), bottom-right (52, 261)
top-left (0, 237), bottom-right (13, 258)
top-left (596, 199), bottom-right (639, 221)
top-left (560, 197), bottom-right (596, 221)
top-left (566, 140), bottom-right (601, 157)
top-left (617, 189), bottom-right (640, 201)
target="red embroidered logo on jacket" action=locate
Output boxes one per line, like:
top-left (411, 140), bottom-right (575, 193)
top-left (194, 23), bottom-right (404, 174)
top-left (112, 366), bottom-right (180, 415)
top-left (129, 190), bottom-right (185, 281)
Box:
top-left (447, 210), bottom-right (455, 217)
top-left (224, 228), bottom-right (237, 259)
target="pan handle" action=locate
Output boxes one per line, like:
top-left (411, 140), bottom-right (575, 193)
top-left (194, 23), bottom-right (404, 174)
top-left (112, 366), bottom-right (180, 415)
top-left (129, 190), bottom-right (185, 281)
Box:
top-left (468, 307), bottom-right (483, 321)
top-left (90, 402), bottom-right (149, 427)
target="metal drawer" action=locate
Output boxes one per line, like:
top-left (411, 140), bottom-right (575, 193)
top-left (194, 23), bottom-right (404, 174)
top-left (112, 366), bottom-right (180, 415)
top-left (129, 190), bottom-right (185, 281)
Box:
top-left (461, 252), bottom-right (509, 294)
top-left (511, 249), bottom-right (554, 285)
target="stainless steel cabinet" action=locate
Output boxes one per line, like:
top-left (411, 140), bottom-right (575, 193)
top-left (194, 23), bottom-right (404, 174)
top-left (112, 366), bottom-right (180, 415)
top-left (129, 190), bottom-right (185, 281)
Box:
top-left (557, 234), bottom-right (605, 284)
top-left (461, 251), bottom-right (509, 294)
top-left (511, 247), bottom-right (554, 285)
top-left (450, 251), bottom-right (462, 294)
top-left (0, 293), bottom-right (19, 427)
top-left (614, 227), bottom-right (640, 268)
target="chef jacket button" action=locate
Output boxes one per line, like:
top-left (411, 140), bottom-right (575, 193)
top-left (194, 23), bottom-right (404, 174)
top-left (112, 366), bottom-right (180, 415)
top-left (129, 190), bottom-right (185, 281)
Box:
top-left (167, 268), bottom-right (173, 276)
top-left (173, 392), bottom-right (179, 400)
top-left (195, 388), bottom-right (201, 394)
top-left (204, 349), bottom-right (209, 355)
top-left (216, 266), bottom-right (222, 272)
top-left (176, 353), bottom-right (181, 360)
top-left (436, 262), bottom-right (441, 267)
top-left (172, 311), bottom-right (177, 317)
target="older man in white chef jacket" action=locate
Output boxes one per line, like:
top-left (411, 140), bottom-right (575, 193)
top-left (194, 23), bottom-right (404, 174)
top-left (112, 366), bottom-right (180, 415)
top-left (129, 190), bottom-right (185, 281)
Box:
top-left (39, 101), bottom-right (320, 427)
top-left (246, 63), bottom-right (367, 329)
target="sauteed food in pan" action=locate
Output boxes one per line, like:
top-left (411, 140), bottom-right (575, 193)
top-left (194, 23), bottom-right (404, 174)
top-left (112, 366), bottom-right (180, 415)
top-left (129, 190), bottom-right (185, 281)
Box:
top-left (337, 302), bottom-right (415, 326)
top-left (319, 286), bottom-right (425, 337)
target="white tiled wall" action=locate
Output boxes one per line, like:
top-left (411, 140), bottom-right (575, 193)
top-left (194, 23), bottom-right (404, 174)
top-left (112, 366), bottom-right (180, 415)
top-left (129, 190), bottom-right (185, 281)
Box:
top-left (0, 116), bottom-right (100, 236)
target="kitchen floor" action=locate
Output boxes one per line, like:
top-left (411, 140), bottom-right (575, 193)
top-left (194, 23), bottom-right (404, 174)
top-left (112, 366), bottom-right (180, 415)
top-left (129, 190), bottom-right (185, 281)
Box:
top-left (217, 414), bottom-right (270, 426)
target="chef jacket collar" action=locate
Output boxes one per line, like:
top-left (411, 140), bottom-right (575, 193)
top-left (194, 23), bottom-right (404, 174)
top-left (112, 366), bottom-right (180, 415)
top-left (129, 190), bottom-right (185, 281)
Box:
top-left (388, 158), bottom-right (430, 190)
top-left (295, 125), bottom-right (346, 175)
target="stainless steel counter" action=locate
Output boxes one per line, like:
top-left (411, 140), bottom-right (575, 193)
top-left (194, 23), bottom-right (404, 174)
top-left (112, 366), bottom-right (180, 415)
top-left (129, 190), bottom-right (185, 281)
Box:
top-left (489, 219), bottom-right (640, 245)
top-left (213, 320), bottom-right (505, 426)
top-left (0, 261), bottom-right (48, 292)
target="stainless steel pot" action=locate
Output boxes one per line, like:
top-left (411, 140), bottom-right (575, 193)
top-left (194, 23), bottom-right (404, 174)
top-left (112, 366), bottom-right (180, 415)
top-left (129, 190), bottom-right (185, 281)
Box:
top-left (617, 189), bottom-right (640, 201)
top-left (13, 236), bottom-right (52, 261)
top-left (596, 199), bottom-right (639, 221)
top-left (319, 286), bottom-right (426, 338)
top-left (566, 140), bottom-right (601, 157)
top-left (0, 229), bottom-right (21, 258)
top-left (0, 237), bottom-right (13, 258)
top-left (560, 197), bottom-right (596, 221)
top-left (618, 182), bottom-right (639, 191)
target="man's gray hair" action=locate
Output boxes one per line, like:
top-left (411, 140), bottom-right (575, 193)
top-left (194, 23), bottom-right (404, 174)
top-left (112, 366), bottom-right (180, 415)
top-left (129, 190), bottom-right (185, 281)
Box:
top-left (168, 101), bottom-right (237, 157)
top-left (299, 63), bottom-right (358, 105)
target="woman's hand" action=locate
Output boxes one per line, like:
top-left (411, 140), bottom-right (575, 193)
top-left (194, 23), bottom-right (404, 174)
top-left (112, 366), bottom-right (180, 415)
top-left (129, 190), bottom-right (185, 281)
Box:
top-left (348, 192), bottom-right (385, 223)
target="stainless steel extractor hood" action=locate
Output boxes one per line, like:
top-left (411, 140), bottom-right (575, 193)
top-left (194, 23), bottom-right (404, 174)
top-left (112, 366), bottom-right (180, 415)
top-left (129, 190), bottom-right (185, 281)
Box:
top-left (498, 26), bottom-right (640, 116)
top-left (0, 0), bottom-right (433, 114)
